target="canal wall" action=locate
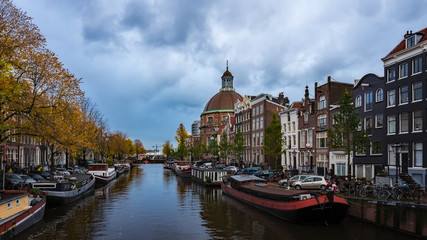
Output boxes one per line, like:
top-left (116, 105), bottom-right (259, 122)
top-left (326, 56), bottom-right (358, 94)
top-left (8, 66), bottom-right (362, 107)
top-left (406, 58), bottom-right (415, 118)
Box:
top-left (346, 197), bottom-right (427, 238)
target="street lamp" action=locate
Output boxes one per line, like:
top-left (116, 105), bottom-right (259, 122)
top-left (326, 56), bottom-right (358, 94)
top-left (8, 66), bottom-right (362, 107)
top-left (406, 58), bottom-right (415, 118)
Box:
top-left (391, 143), bottom-right (402, 185)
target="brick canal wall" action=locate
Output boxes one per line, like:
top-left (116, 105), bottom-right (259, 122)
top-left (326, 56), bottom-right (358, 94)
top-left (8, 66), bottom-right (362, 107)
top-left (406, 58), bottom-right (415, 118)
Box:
top-left (346, 198), bottom-right (427, 238)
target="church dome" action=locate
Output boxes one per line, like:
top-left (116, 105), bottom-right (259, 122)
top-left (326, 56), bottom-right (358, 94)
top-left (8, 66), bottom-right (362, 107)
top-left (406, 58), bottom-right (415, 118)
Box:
top-left (202, 91), bottom-right (243, 114)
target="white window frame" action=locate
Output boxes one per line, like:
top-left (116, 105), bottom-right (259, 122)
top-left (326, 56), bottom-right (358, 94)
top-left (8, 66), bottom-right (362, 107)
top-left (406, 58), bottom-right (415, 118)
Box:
top-left (413, 81), bottom-right (422, 102)
top-left (375, 114), bottom-right (383, 128)
top-left (387, 68), bottom-right (396, 82)
top-left (399, 112), bottom-right (409, 134)
top-left (413, 110), bottom-right (423, 132)
top-left (413, 57), bottom-right (422, 74)
top-left (414, 142), bottom-right (423, 167)
top-left (376, 88), bottom-right (383, 102)
top-left (364, 91), bottom-right (373, 111)
top-left (399, 62), bottom-right (408, 79)
top-left (399, 85), bottom-right (409, 105)
top-left (387, 115), bottom-right (396, 135)
top-left (355, 95), bottom-right (362, 108)
top-left (370, 140), bottom-right (382, 156)
top-left (387, 89), bottom-right (395, 107)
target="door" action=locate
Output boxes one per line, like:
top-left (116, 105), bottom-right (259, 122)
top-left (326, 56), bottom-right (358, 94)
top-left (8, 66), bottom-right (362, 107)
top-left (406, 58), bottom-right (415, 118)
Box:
top-left (401, 152), bottom-right (408, 174)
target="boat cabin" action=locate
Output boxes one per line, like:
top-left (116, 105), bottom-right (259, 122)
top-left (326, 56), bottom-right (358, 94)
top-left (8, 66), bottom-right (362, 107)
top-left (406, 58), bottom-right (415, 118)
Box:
top-left (88, 164), bottom-right (109, 171)
top-left (0, 192), bottom-right (29, 221)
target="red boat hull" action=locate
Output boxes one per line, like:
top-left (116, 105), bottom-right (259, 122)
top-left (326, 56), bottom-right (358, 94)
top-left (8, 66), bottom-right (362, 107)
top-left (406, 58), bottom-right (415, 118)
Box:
top-left (222, 183), bottom-right (349, 224)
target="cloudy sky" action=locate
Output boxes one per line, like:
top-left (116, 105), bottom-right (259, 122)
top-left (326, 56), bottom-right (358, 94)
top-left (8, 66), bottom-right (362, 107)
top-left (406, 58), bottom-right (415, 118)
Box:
top-left (14, 0), bottom-right (427, 150)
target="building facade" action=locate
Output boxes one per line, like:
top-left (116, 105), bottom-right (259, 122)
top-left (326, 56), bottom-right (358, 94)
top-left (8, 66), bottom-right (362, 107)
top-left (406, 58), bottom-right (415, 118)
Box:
top-left (280, 101), bottom-right (302, 172)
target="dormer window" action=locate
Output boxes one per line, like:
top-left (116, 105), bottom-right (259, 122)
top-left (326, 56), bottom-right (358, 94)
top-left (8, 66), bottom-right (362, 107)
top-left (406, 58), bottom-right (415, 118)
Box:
top-left (407, 36), bottom-right (415, 48)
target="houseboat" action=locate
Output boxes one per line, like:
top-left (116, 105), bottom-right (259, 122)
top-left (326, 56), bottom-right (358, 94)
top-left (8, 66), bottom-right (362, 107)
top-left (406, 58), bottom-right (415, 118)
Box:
top-left (222, 175), bottom-right (349, 224)
top-left (87, 163), bottom-right (117, 184)
top-left (31, 173), bottom-right (95, 206)
top-left (0, 191), bottom-right (46, 239)
top-left (191, 166), bottom-right (229, 186)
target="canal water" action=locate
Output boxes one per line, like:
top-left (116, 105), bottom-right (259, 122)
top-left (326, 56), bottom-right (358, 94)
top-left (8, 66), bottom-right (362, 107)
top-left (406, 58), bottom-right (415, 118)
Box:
top-left (18, 164), bottom-right (417, 240)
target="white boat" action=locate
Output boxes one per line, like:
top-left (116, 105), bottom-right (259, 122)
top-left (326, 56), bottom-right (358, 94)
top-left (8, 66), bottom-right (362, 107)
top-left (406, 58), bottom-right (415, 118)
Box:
top-left (31, 173), bottom-right (95, 205)
top-left (87, 163), bottom-right (117, 184)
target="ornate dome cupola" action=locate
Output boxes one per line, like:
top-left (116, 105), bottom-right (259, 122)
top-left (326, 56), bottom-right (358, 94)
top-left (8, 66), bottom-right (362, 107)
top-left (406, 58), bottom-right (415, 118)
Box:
top-left (221, 61), bottom-right (234, 91)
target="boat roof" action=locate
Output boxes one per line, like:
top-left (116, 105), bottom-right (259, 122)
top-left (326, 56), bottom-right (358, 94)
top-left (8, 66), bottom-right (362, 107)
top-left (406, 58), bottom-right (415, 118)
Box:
top-left (0, 191), bottom-right (27, 204)
top-left (230, 175), bottom-right (266, 182)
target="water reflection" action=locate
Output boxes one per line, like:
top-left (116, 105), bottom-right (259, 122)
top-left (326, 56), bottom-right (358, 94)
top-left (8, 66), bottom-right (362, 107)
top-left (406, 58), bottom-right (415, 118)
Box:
top-left (16, 165), bottom-right (417, 240)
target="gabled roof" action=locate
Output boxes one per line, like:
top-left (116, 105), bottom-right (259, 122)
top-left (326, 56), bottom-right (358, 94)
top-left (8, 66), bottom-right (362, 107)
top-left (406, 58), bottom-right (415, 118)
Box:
top-left (385, 27), bottom-right (427, 57)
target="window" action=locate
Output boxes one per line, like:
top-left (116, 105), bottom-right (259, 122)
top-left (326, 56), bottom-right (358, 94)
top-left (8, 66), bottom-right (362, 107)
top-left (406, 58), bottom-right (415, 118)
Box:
top-left (413, 82), bottom-right (422, 101)
top-left (292, 135), bottom-right (296, 148)
top-left (260, 132), bottom-right (264, 145)
top-left (387, 68), bottom-right (396, 82)
top-left (16, 199), bottom-right (20, 206)
top-left (292, 122), bottom-right (295, 131)
top-left (252, 119), bottom-right (255, 129)
top-left (413, 110), bottom-right (423, 132)
top-left (399, 86), bottom-right (409, 104)
top-left (208, 117), bottom-right (213, 123)
top-left (300, 130), bottom-right (306, 147)
top-left (316, 132), bottom-right (327, 148)
top-left (387, 89), bottom-right (395, 107)
top-left (7, 202), bottom-right (11, 210)
top-left (414, 142), bottom-right (423, 167)
top-left (400, 112), bottom-right (409, 133)
top-left (365, 92), bottom-right (373, 111)
top-left (260, 116), bottom-right (264, 129)
top-left (318, 96), bottom-right (326, 110)
top-left (371, 141), bottom-right (382, 155)
top-left (355, 95), bottom-right (362, 108)
top-left (365, 117), bottom-right (372, 135)
top-left (317, 114), bottom-right (327, 128)
top-left (307, 129), bottom-right (313, 146)
top-left (388, 115), bottom-right (396, 134)
top-left (388, 145), bottom-right (396, 166)
top-left (256, 118), bottom-right (259, 129)
top-left (376, 89), bottom-right (383, 102)
top-left (375, 114), bottom-right (383, 128)
top-left (304, 113), bottom-right (309, 124)
top-left (283, 124), bottom-right (287, 133)
top-left (399, 63), bottom-right (408, 78)
top-left (223, 116), bottom-right (228, 121)
top-left (407, 36), bottom-right (415, 48)
top-left (413, 58), bottom-right (422, 74)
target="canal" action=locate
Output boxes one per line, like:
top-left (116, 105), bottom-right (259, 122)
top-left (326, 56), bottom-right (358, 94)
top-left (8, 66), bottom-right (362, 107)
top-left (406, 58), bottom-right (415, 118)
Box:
top-left (18, 164), bottom-right (417, 240)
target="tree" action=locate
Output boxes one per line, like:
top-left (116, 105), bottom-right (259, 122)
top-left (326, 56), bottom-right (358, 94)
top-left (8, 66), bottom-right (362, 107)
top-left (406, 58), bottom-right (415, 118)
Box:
top-left (162, 140), bottom-right (173, 159)
top-left (232, 127), bottom-right (245, 166)
top-left (134, 139), bottom-right (147, 155)
top-left (218, 132), bottom-right (232, 163)
top-left (192, 142), bottom-right (206, 161)
top-left (207, 137), bottom-right (219, 161)
top-left (175, 123), bottom-right (189, 160)
top-left (327, 89), bottom-right (369, 177)
top-left (263, 112), bottom-right (284, 169)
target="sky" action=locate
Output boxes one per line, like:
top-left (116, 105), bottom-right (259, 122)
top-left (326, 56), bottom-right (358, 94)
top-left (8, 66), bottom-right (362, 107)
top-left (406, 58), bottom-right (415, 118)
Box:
top-left (13, 0), bottom-right (427, 151)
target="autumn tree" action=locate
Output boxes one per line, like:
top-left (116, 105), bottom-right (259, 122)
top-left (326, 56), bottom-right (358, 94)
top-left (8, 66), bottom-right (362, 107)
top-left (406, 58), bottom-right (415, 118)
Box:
top-left (263, 112), bottom-right (284, 169)
top-left (175, 123), bottom-right (189, 160)
top-left (327, 90), bottom-right (369, 177)
top-left (192, 142), bottom-right (206, 161)
top-left (162, 140), bottom-right (173, 159)
top-left (134, 139), bottom-right (147, 155)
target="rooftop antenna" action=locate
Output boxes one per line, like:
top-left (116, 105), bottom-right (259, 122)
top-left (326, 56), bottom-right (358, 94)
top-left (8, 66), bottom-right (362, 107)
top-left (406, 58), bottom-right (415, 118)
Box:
top-left (226, 60), bottom-right (228, 70)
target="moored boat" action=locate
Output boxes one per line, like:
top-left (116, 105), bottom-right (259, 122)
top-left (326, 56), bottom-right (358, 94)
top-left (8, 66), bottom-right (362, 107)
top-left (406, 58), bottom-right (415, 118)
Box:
top-left (31, 173), bottom-right (95, 206)
top-left (221, 175), bottom-right (349, 224)
top-left (191, 166), bottom-right (229, 186)
top-left (174, 165), bottom-right (192, 178)
top-left (0, 190), bottom-right (46, 239)
top-left (87, 163), bottom-right (117, 184)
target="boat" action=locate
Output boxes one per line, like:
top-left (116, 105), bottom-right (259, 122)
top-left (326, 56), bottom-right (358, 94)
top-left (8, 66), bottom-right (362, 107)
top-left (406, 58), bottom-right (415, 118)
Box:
top-left (87, 163), bottom-right (117, 184)
top-left (31, 173), bottom-right (95, 206)
top-left (221, 175), bottom-right (349, 224)
top-left (174, 165), bottom-right (192, 178)
top-left (0, 190), bottom-right (46, 239)
top-left (191, 166), bottom-right (229, 186)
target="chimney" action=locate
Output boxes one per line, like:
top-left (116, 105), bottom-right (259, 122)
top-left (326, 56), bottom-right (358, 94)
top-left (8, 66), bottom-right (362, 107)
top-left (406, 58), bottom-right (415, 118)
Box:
top-left (278, 92), bottom-right (284, 105)
top-left (328, 76), bottom-right (331, 83)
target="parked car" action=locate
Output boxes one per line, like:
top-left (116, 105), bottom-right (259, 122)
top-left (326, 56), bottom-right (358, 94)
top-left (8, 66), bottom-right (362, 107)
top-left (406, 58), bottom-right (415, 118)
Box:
top-left (38, 171), bottom-right (53, 180)
top-left (214, 164), bottom-right (226, 169)
top-left (224, 166), bottom-right (239, 173)
top-left (236, 167), bottom-right (261, 175)
top-left (292, 176), bottom-right (328, 191)
top-left (56, 168), bottom-right (71, 176)
top-left (17, 174), bottom-right (37, 185)
top-left (279, 175), bottom-right (311, 188)
top-left (5, 173), bottom-right (27, 189)
top-left (28, 173), bottom-right (46, 181)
